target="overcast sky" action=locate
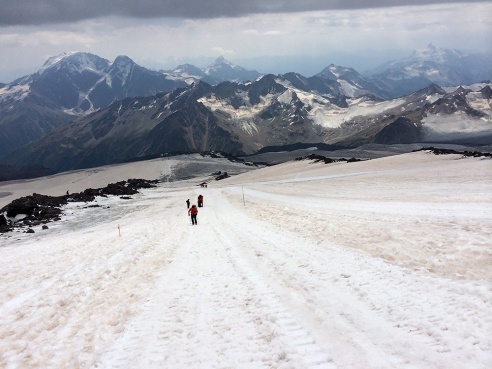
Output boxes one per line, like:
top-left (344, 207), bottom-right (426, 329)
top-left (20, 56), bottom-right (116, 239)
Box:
top-left (0, 0), bottom-right (491, 82)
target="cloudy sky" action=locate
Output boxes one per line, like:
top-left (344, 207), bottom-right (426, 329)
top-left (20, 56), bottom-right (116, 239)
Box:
top-left (0, 0), bottom-right (491, 82)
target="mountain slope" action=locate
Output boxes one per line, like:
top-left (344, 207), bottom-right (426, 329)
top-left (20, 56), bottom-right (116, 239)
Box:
top-left (0, 85), bottom-right (74, 157)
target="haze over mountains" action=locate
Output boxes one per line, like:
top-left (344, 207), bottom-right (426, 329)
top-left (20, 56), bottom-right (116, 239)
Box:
top-left (0, 44), bottom-right (491, 176)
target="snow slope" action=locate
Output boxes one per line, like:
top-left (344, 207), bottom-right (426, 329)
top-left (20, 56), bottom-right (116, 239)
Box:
top-left (0, 152), bottom-right (491, 369)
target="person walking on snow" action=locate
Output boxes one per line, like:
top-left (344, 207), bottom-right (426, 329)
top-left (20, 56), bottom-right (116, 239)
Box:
top-left (186, 199), bottom-right (190, 209)
top-left (188, 204), bottom-right (198, 225)
top-left (198, 194), bottom-right (204, 207)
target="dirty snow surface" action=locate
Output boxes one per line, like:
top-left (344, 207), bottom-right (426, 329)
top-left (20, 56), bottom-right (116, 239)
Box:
top-left (1, 151), bottom-right (491, 369)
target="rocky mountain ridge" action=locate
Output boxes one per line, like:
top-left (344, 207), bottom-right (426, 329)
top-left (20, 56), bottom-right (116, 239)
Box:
top-left (4, 77), bottom-right (490, 173)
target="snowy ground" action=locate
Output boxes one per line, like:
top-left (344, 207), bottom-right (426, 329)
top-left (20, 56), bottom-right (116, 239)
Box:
top-left (0, 151), bottom-right (491, 369)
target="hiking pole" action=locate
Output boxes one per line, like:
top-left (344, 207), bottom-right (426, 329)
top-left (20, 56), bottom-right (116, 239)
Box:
top-left (242, 185), bottom-right (245, 207)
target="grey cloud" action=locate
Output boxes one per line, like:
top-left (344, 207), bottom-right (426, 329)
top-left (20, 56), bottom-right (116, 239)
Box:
top-left (0, 0), bottom-right (488, 26)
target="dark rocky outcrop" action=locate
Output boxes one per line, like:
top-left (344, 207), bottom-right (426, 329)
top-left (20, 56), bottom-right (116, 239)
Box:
top-left (0, 214), bottom-right (10, 233)
top-left (0, 178), bottom-right (158, 233)
top-left (215, 172), bottom-right (230, 180)
top-left (415, 147), bottom-right (492, 158)
top-left (295, 153), bottom-right (361, 164)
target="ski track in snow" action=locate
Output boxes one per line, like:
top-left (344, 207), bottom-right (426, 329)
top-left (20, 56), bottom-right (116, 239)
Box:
top-left (0, 153), bottom-right (491, 369)
top-left (94, 192), bottom-right (340, 369)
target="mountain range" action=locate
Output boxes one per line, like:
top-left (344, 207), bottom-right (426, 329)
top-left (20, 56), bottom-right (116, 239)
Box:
top-left (1, 44), bottom-right (491, 175)
top-left (162, 56), bottom-right (262, 86)
top-left (0, 53), bottom-right (264, 158)
top-left (367, 44), bottom-right (492, 97)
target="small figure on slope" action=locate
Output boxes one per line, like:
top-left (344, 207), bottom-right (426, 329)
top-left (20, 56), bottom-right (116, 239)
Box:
top-left (198, 194), bottom-right (204, 207)
top-left (188, 204), bottom-right (198, 225)
top-left (186, 199), bottom-right (190, 209)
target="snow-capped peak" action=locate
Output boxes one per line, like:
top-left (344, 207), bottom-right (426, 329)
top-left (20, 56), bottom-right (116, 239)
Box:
top-left (316, 64), bottom-right (355, 81)
top-left (172, 64), bottom-right (204, 76)
top-left (38, 51), bottom-right (79, 74)
top-left (214, 55), bottom-right (232, 66)
top-left (38, 52), bottom-right (110, 76)
top-left (112, 55), bottom-right (135, 66)
top-left (411, 43), bottom-right (462, 63)
top-left (329, 65), bottom-right (342, 78)
top-left (109, 56), bottom-right (137, 85)
top-left (205, 56), bottom-right (237, 73)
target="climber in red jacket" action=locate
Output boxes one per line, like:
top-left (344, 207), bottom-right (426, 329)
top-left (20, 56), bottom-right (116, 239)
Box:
top-left (188, 204), bottom-right (198, 225)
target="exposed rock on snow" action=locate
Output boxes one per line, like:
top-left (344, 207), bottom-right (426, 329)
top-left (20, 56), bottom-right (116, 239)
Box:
top-left (0, 179), bottom-right (158, 232)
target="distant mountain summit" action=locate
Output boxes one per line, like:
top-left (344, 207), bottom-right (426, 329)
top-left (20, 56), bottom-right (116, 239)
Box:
top-left (367, 44), bottom-right (492, 97)
top-left (163, 64), bottom-right (207, 85)
top-left (38, 51), bottom-right (108, 75)
top-left (204, 56), bottom-right (233, 74)
top-left (31, 52), bottom-right (186, 113)
top-left (313, 64), bottom-right (386, 98)
top-left (163, 56), bottom-right (262, 85)
top-left (204, 56), bottom-right (262, 83)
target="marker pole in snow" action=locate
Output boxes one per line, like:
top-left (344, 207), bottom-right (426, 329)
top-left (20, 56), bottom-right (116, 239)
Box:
top-left (118, 224), bottom-right (121, 237)
top-left (242, 185), bottom-right (245, 207)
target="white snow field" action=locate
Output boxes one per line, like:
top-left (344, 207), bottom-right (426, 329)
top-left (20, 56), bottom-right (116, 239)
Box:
top-left (0, 151), bottom-right (491, 369)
